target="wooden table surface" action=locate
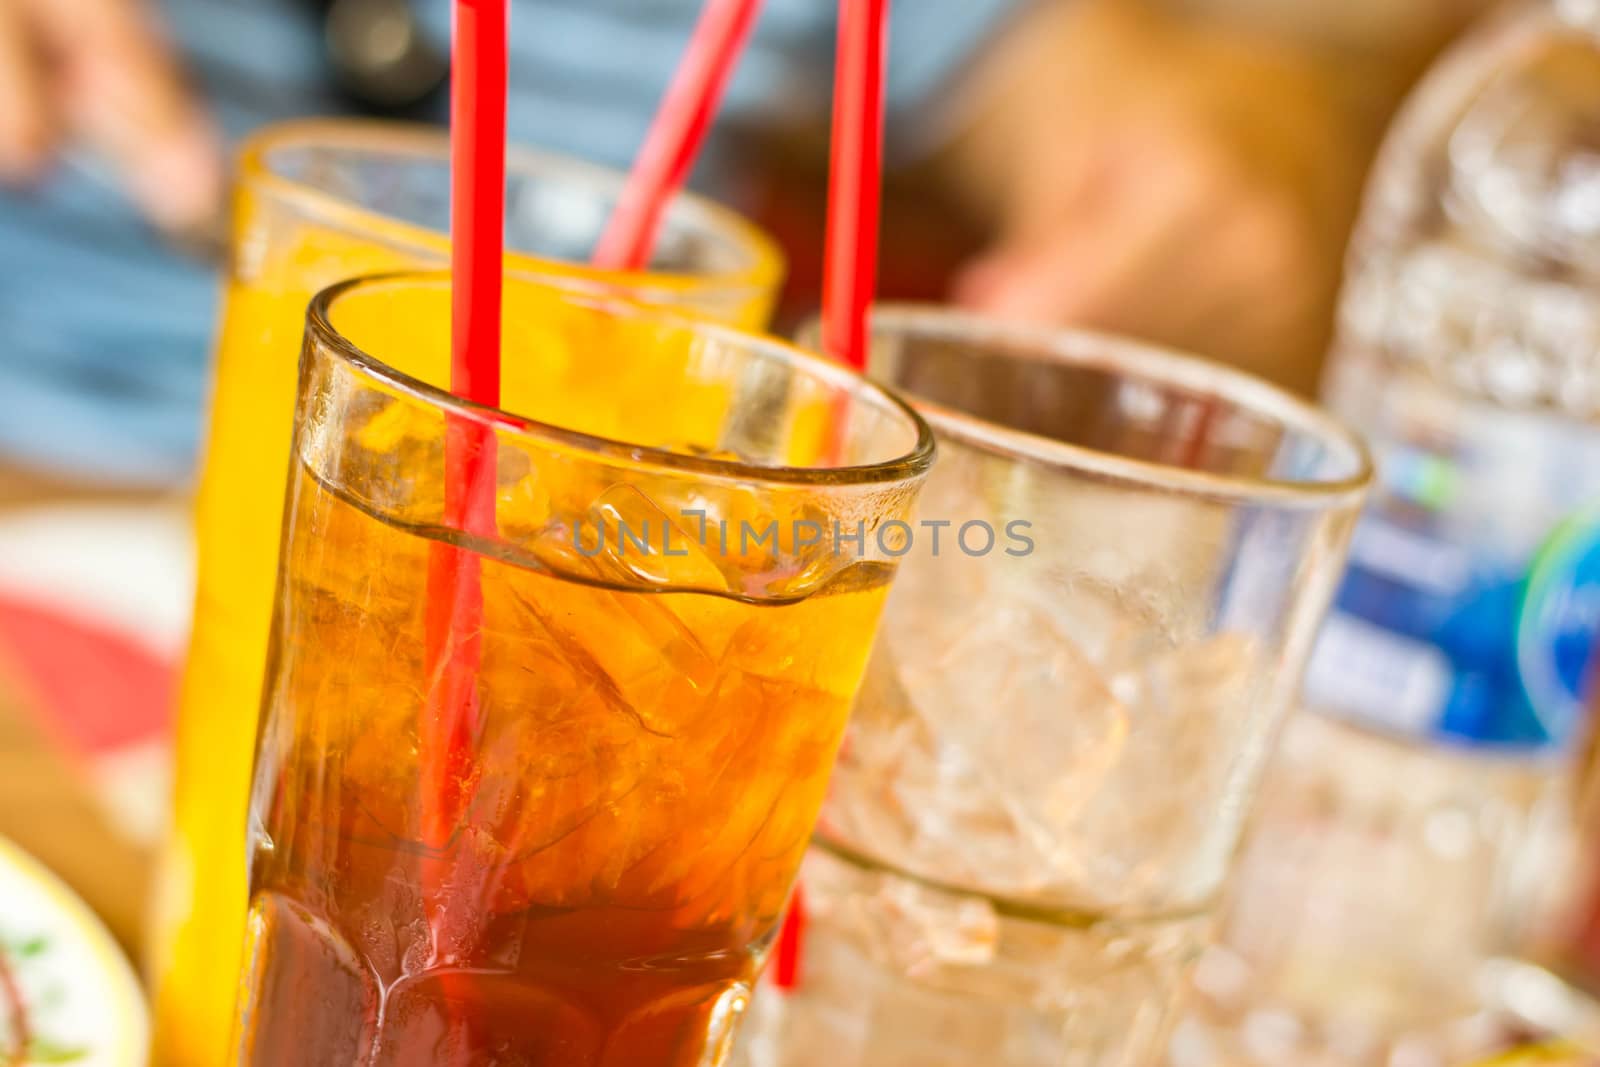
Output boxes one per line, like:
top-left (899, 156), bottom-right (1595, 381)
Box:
top-left (0, 677), bottom-right (152, 952)
top-left (0, 464), bottom-right (168, 955)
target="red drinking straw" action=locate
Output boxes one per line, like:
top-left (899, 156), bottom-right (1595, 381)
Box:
top-left (420, 0), bottom-right (507, 974)
top-left (774, 0), bottom-right (890, 993)
top-left (772, 882), bottom-right (807, 989)
top-left (819, 0), bottom-right (889, 372)
top-left (592, 0), bottom-right (765, 271)
top-left (447, 0), bottom-right (507, 414)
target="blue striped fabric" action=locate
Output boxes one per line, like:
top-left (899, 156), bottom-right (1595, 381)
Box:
top-left (0, 0), bottom-right (1019, 486)
top-left (0, 0), bottom-right (347, 484)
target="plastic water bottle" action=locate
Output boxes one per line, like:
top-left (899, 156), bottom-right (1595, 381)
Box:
top-left (1316, 0), bottom-right (1600, 750)
top-left (1180, 4), bottom-right (1600, 1063)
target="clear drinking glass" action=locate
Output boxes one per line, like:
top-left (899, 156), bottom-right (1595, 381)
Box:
top-left (736, 308), bottom-right (1372, 1067)
top-left (231, 272), bottom-right (932, 1064)
top-left (151, 119), bottom-right (784, 1066)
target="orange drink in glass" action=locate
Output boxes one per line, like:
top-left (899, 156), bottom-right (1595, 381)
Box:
top-left (230, 272), bottom-right (931, 1063)
top-left (151, 120), bottom-right (783, 1066)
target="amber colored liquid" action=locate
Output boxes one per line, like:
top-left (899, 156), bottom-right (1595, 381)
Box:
top-left (150, 191), bottom-right (775, 1065)
top-left (233, 462), bottom-right (888, 1064)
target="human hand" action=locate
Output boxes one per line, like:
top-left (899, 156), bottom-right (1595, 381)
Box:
top-left (0, 0), bottom-right (221, 232)
top-left (944, 0), bottom-right (1373, 394)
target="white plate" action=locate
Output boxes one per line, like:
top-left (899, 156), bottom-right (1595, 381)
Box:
top-left (0, 837), bottom-right (147, 1066)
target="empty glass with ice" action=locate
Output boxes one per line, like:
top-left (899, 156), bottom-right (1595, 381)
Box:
top-left (737, 309), bottom-right (1372, 1067)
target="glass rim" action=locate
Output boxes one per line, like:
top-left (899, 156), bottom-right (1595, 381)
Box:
top-left (818, 305), bottom-right (1374, 509)
top-left (236, 117), bottom-right (785, 305)
top-left (305, 270), bottom-right (937, 488)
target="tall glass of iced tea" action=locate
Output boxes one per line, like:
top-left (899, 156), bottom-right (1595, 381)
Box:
top-left (154, 119), bottom-right (784, 1067)
top-left (231, 272), bottom-right (933, 1065)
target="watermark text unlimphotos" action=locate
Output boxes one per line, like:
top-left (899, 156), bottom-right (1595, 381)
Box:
top-left (572, 509), bottom-right (1035, 559)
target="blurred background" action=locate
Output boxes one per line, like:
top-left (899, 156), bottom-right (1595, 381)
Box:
top-left (4, 0), bottom-right (1599, 1063)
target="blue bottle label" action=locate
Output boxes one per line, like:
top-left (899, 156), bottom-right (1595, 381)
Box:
top-left (1299, 396), bottom-right (1600, 755)
top-left (1304, 483), bottom-right (1600, 750)
top-left (1517, 504), bottom-right (1600, 741)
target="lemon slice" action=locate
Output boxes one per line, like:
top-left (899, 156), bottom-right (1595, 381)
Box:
top-left (0, 837), bottom-right (147, 1066)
